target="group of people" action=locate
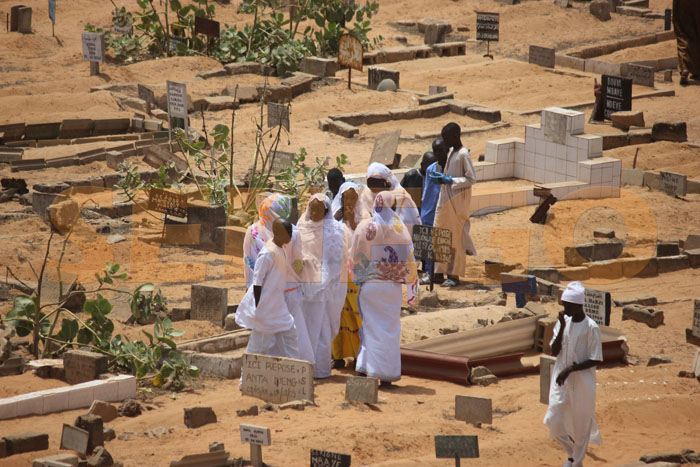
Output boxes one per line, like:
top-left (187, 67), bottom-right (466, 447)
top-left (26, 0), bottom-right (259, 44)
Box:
top-left (235, 122), bottom-right (478, 385)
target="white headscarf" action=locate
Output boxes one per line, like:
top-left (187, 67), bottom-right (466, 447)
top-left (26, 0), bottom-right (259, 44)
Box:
top-left (366, 162), bottom-right (399, 188)
top-left (561, 281), bottom-right (585, 305)
top-left (331, 181), bottom-right (367, 228)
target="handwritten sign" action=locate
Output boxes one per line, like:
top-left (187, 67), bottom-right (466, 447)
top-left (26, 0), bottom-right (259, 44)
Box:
top-left (602, 74), bottom-right (632, 120)
top-left (583, 288), bottom-right (611, 326)
top-left (194, 16), bottom-right (220, 38)
top-left (310, 449), bottom-right (351, 467)
top-left (692, 299), bottom-right (700, 338)
top-left (435, 435), bottom-right (479, 459)
top-left (267, 102), bottom-right (290, 131)
top-left (81, 32), bottom-right (105, 62)
top-left (659, 171), bottom-right (687, 197)
top-left (338, 34), bottom-right (363, 72)
top-left (148, 188), bottom-right (187, 218)
top-left (240, 424), bottom-right (271, 446)
top-left (476, 12), bottom-right (499, 42)
top-left (166, 81), bottom-right (188, 119)
top-left (241, 353), bottom-right (314, 404)
top-left (412, 225), bottom-right (453, 263)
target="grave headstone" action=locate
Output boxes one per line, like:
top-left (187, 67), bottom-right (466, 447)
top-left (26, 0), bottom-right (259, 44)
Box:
top-left (81, 32), bottom-right (105, 62)
top-left (454, 395), bottom-right (492, 425)
top-left (168, 34), bottom-right (187, 52)
top-left (429, 85), bottom-right (447, 95)
top-left (623, 63), bottom-right (654, 87)
top-left (345, 376), bottom-right (379, 404)
top-left (270, 150), bottom-right (296, 174)
top-left (556, 0), bottom-right (570, 8)
top-left (310, 449), bottom-right (352, 467)
top-left (143, 143), bottom-right (188, 173)
top-left (412, 225), bottom-right (454, 263)
top-left (148, 187), bottom-right (188, 218)
top-left (664, 9), bottom-right (671, 31)
top-left (167, 80), bottom-right (189, 136)
top-left (583, 288), bottom-right (611, 326)
top-left (476, 12), bottom-right (499, 42)
top-left (542, 108), bottom-right (568, 145)
top-left (435, 435), bottom-right (479, 460)
top-left (528, 45), bottom-right (555, 68)
top-left (659, 171), bottom-right (687, 197)
top-left (240, 424), bottom-right (270, 467)
top-left (10, 5), bottom-right (25, 31)
top-left (194, 16), bottom-right (220, 38)
top-left (370, 130), bottom-right (402, 168)
top-left (190, 284), bottom-right (228, 325)
top-left (60, 424), bottom-right (89, 456)
top-left (138, 84), bottom-right (156, 109)
top-left (240, 353), bottom-right (314, 404)
top-left (692, 299), bottom-right (700, 339)
top-left (540, 355), bottom-right (556, 404)
top-left (368, 67), bottom-right (400, 91)
top-left (17, 6), bottom-right (31, 33)
top-left (602, 74), bottom-right (632, 120)
top-left (63, 350), bottom-right (108, 384)
top-left (267, 102), bottom-right (290, 131)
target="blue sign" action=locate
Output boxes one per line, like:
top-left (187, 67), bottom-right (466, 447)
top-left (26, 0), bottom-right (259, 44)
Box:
top-left (501, 276), bottom-right (537, 295)
top-left (48, 0), bottom-right (56, 24)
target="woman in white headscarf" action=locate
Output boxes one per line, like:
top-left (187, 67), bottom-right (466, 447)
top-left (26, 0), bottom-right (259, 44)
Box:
top-left (297, 193), bottom-right (351, 378)
top-left (349, 191), bottom-right (418, 385)
top-left (359, 162), bottom-right (421, 233)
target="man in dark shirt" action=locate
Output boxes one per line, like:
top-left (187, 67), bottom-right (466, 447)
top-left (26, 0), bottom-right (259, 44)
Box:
top-left (400, 151), bottom-right (436, 208)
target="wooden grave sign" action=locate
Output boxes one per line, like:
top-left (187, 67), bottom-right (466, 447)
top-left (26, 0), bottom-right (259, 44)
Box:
top-left (166, 80), bottom-right (188, 144)
top-left (476, 12), bottom-right (499, 59)
top-left (240, 353), bottom-right (314, 404)
top-left (412, 225), bottom-right (454, 290)
top-left (435, 435), bottom-right (479, 466)
top-left (148, 188), bottom-right (187, 219)
top-left (81, 32), bottom-right (105, 76)
top-left (310, 449), bottom-right (352, 467)
top-left (601, 74), bottom-right (632, 120)
top-left (338, 33), bottom-right (363, 89)
top-left (267, 102), bottom-right (290, 131)
top-left (240, 424), bottom-right (270, 467)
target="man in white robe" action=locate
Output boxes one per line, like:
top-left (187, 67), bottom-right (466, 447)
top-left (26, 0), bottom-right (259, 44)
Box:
top-left (544, 281), bottom-right (603, 467)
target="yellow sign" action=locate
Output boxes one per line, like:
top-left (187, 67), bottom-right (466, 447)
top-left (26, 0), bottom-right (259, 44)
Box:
top-left (338, 34), bottom-right (363, 72)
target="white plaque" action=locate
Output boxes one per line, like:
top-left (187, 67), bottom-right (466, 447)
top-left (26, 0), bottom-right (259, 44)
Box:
top-left (240, 353), bottom-right (314, 404)
top-left (166, 81), bottom-right (188, 119)
top-left (583, 288), bottom-right (610, 326)
top-left (240, 424), bottom-right (271, 446)
top-left (692, 299), bottom-right (700, 338)
top-left (81, 32), bottom-right (105, 63)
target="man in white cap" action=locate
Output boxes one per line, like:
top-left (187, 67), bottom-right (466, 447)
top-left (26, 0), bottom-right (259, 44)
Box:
top-left (543, 281), bottom-right (603, 467)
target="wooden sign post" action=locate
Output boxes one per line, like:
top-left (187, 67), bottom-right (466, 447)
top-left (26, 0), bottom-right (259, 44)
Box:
top-left (166, 80), bottom-right (188, 147)
top-left (435, 435), bottom-right (479, 467)
top-left (476, 12), bottom-right (499, 60)
top-left (138, 84), bottom-right (156, 115)
top-left (194, 16), bottom-right (220, 55)
top-left (338, 34), bottom-right (363, 90)
top-left (412, 225), bottom-right (453, 291)
top-left (240, 424), bottom-right (270, 467)
top-left (81, 32), bottom-right (105, 76)
top-left (267, 102), bottom-right (290, 131)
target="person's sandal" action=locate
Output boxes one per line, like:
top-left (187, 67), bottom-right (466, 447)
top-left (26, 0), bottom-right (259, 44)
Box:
top-left (440, 278), bottom-right (459, 287)
top-left (680, 70), bottom-right (689, 85)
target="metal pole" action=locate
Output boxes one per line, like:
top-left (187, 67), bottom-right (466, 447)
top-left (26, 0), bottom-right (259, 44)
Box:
top-left (455, 455), bottom-right (461, 467)
top-left (348, 67), bottom-right (351, 90)
top-left (90, 61), bottom-right (99, 76)
top-left (164, 0), bottom-right (170, 56)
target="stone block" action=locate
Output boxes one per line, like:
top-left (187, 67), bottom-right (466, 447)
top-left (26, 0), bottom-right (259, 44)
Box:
top-left (105, 151), bottom-right (126, 171)
top-left (281, 73), bottom-right (314, 97)
top-left (88, 400), bottom-right (118, 423)
top-left (63, 350), bottom-right (108, 385)
top-left (17, 6), bottom-right (32, 33)
top-left (656, 241), bottom-right (679, 257)
top-left (75, 414), bottom-right (104, 454)
top-left (4, 432), bottom-right (49, 455)
top-left (388, 107), bottom-right (421, 120)
top-left (223, 85), bottom-right (260, 103)
top-left (187, 201), bottom-right (226, 249)
top-left (528, 267), bottom-right (559, 283)
top-left (418, 102), bottom-right (450, 119)
top-left (0, 122), bottom-right (26, 142)
top-left (225, 62), bottom-right (264, 75)
top-left (383, 47), bottom-right (415, 62)
top-left (184, 407), bottom-right (217, 429)
top-left (260, 85), bottom-right (292, 103)
top-left (25, 122), bottom-right (61, 140)
top-left (540, 355), bottom-right (556, 404)
top-left (620, 256), bottom-right (657, 277)
top-left (368, 67), bottom-right (400, 90)
top-left (554, 54), bottom-right (586, 71)
top-left (652, 121), bottom-right (687, 142)
top-left (57, 118), bottom-right (94, 139)
top-left (465, 106), bottom-right (501, 123)
top-left (86, 446), bottom-right (113, 466)
top-left (643, 171), bottom-right (662, 190)
top-left (592, 240), bottom-right (624, 261)
top-left (685, 249), bottom-right (700, 268)
top-left (300, 57), bottom-right (339, 77)
top-left (683, 234), bottom-right (700, 251)
top-left (417, 92), bottom-right (454, 105)
top-left (657, 254), bottom-right (689, 273)
top-left (345, 376), bottom-right (379, 404)
top-left (32, 453), bottom-right (80, 467)
top-left (92, 118), bottom-right (131, 136)
top-left (327, 120), bottom-right (359, 138)
top-left (613, 295), bottom-right (657, 307)
top-left (424, 23), bottom-right (450, 45)
top-left (417, 18), bottom-right (451, 34)
top-left (602, 133), bottom-right (629, 150)
top-left (443, 99), bottom-right (471, 116)
top-left (558, 266), bottom-right (590, 281)
top-left (610, 111), bottom-right (644, 130)
top-left (529, 45), bottom-right (556, 68)
top-left (455, 395), bottom-right (492, 425)
top-left (587, 259), bottom-right (622, 279)
top-left (48, 198), bottom-right (80, 234)
top-left (628, 128), bottom-right (652, 145)
top-left (622, 304), bottom-right (664, 328)
top-left (202, 96), bottom-right (237, 111)
top-left (191, 284), bottom-right (228, 326)
top-left (196, 68), bottom-right (227, 79)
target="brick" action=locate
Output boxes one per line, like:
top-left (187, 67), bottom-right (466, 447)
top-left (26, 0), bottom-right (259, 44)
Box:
top-left (25, 122), bottom-right (61, 141)
top-left (59, 119), bottom-right (94, 139)
top-left (203, 96), bottom-right (237, 111)
top-left (327, 120), bottom-right (359, 138)
top-left (652, 121), bottom-right (687, 142)
top-left (0, 123), bottom-right (26, 142)
top-left (628, 128), bottom-right (652, 145)
top-left (686, 249), bottom-right (700, 268)
top-left (465, 106), bottom-right (501, 123)
top-left (554, 54), bottom-right (585, 71)
top-left (191, 284), bottom-right (228, 326)
top-left (345, 376), bottom-right (378, 404)
top-left (92, 118), bottom-right (131, 136)
top-left (388, 107), bottom-right (421, 120)
top-left (196, 68), bottom-right (227, 79)
top-left (558, 266), bottom-right (589, 281)
top-left (418, 92), bottom-right (454, 105)
top-left (3, 432), bottom-right (49, 455)
top-left (657, 254), bottom-right (689, 273)
top-left (281, 73), bottom-right (314, 97)
top-left (225, 62), bottom-right (264, 75)
top-left (603, 134), bottom-right (629, 150)
top-left (418, 102), bottom-right (450, 118)
top-left (656, 241), bottom-right (680, 257)
top-left (300, 57), bottom-right (339, 77)
top-left (223, 85), bottom-right (260, 103)
top-left (260, 85), bottom-right (292, 103)
top-left (184, 407), bottom-right (217, 429)
top-left (432, 41), bottom-right (466, 57)
top-left (63, 350), bottom-right (108, 385)
top-left (11, 159), bottom-right (46, 172)
top-left (455, 395), bottom-right (492, 425)
top-left (88, 400), bottom-right (118, 423)
top-left (382, 47), bottom-right (415, 62)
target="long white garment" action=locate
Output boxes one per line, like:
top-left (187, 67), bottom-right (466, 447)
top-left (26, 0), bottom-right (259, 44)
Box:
top-left (544, 315), bottom-right (603, 467)
top-left (355, 281), bottom-right (403, 382)
top-left (285, 287), bottom-right (315, 367)
top-left (245, 328), bottom-right (299, 360)
top-left (434, 146), bottom-right (477, 276)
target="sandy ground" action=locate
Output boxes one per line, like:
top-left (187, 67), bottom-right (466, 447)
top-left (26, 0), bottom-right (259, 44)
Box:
top-left (1, 0), bottom-right (700, 465)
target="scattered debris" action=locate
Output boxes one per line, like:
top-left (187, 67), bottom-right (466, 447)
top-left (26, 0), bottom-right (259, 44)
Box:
top-left (209, 441), bottom-right (225, 452)
top-left (103, 427), bottom-right (116, 442)
top-left (118, 399), bottom-right (143, 418)
top-left (614, 296), bottom-right (658, 307)
top-left (469, 366), bottom-right (498, 386)
top-left (87, 446), bottom-right (114, 467)
top-left (622, 305), bottom-right (664, 328)
top-left (236, 406), bottom-right (259, 417)
top-left (89, 401), bottom-right (119, 423)
top-left (439, 325), bottom-right (460, 335)
top-left (647, 355), bottom-right (672, 366)
top-left (184, 407), bottom-right (217, 428)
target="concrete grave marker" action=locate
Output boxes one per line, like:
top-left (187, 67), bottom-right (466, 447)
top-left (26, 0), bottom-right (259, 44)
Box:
top-left (267, 102), bottom-right (290, 131)
top-left (368, 67), bottom-right (400, 91)
top-left (138, 84), bottom-right (155, 113)
top-left (659, 171), bottom-right (687, 197)
top-left (167, 80), bottom-right (189, 138)
top-left (455, 395), bottom-right (492, 425)
top-left (430, 85), bottom-right (447, 95)
top-left (370, 130), bottom-right (402, 168)
top-left (692, 299), bottom-right (700, 339)
top-left (60, 424), bottom-right (89, 456)
top-left (345, 376), bottom-right (378, 404)
top-left (540, 355), bottom-right (556, 404)
top-left (310, 449), bottom-right (351, 467)
top-left (529, 45), bottom-right (555, 68)
top-left (190, 284), bottom-right (228, 326)
top-left (623, 63), bottom-right (654, 87)
top-left (241, 353), bottom-right (314, 404)
top-left (583, 288), bottom-right (611, 326)
top-left (542, 109), bottom-right (568, 145)
top-left (63, 350), bottom-right (108, 384)
top-left (435, 435), bottom-right (479, 462)
top-left (602, 74), bottom-right (632, 120)
top-left (240, 424), bottom-right (270, 467)
top-left (270, 150), bottom-right (296, 174)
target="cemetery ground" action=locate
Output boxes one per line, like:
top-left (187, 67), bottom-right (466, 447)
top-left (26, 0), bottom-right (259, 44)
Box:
top-left (1, 0), bottom-right (700, 465)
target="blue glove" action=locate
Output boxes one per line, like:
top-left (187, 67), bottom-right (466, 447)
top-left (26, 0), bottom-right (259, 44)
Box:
top-left (429, 172), bottom-right (453, 185)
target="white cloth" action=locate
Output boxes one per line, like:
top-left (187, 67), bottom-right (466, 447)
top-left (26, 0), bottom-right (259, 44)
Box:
top-left (544, 315), bottom-right (603, 467)
top-left (434, 146), bottom-right (477, 276)
top-left (244, 327), bottom-right (299, 360)
top-left (235, 246), bottom-right (294, 334)
top-left (366, 162), bottom-right (399, 188)
top-left (562, 281), bottom-right (586, 305)
top-left (285, 288), bottom-right (315, 367)
top-left (356, 281), bottom-right (403, 382)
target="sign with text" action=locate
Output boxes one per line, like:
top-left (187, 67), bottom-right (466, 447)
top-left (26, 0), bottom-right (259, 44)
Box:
top-left (270, 150), bottom-right (296, 174)
top-left (138, 84), bottom-right (155, 104)
top-left (692, 299), bottom-right (700, 338)
top-left (601, 74), bottom-right (632, 120)
top-left (48, 0), bottom-right (56, 24)
top-left (240, 424), bottom-right (271, 446)
top-left (529, 45), bottom-right (555, 68)
top-left (659, 171), bottom-right (687, 197)
top-left (583, 288), bottom-right (611, 326)
top-left (338, 34), bottom-right (363, 71)
top-left (194, 16), bottom-right (220, 38)
top-left (81, 32), bottom-right (105, 62)
top-left (166, 81), bottom-right (188, 119)
top-left (241, 353), bottom-right (314, 404)
top-left (168, 34), bottom-right (187, 52)
top-left (435, 435), bottom-right (479, 459)
top-left (60, 424), bottom-right (89, 455)
top-left (310, 449), bottom-right (352, 467)
top-left (476, 12), bottom-right (499, 42)
top-left (412, 225), bottom-right (454, 263)
top-left (500, 274), bottom-right (537, 295)
top-left (148, 188), bottom-right (188, 218)
top-left (267, 102), bottom-right (290, 131)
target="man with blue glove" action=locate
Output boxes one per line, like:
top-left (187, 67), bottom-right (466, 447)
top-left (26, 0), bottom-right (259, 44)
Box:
top-left (419, 138), bottom-right (449, 285)
top-left (432, 122), bottom-right (477, 287)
